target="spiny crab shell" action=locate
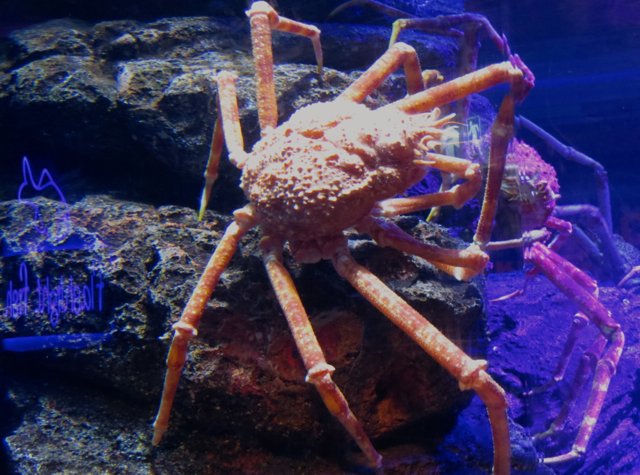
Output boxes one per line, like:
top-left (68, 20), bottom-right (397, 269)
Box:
top-left (241, 101), bottom-right (446, 247)
top-left (501, 138), bottom-right (561, 229)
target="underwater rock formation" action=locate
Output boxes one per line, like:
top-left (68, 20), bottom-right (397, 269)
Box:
top-left (1, 196), bottom-right (489, 474)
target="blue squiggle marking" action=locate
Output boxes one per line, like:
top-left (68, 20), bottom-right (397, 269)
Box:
top-left (17, 156), bottom-right (72, 241)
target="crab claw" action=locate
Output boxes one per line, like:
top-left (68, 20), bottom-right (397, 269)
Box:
top-left (510, 53), bottom-right (535, 103)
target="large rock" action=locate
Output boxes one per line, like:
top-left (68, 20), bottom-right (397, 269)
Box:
top-left (1, 196), bottom-right (490, 474)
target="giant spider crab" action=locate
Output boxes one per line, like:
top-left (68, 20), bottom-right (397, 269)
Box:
top-left (151, 2), bottom-right (534, 473)
top-left (484, 138), bottom-right (625, 465)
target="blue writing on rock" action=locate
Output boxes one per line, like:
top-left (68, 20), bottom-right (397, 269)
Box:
top-left (5, 262), bottom-right (105, 328)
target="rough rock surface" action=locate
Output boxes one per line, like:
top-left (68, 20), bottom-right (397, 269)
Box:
top-left (1, 196), bottom-right (490, 474)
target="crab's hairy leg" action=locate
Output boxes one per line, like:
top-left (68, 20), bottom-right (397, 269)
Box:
top-left (332, 250), bottom-right (510, 475)
top-left (260, 238), bottom-right (383, 474)
top-left (339, 42), bottom-right (425, 103)
top-left (247, 1), bottom-right (322, 133)
top-left (474, 93), bottom-right (514, 249)
top-left (528, 241), bottom-right (624, 464)
top-left (391, 61), bottom-right (529, 115)
top-left (199, 72), bottom-right (247, 220)
top-left (375, 153), bottom-right (481, 216)
top-left (358, 217), bottom-right (487, 281)
top-left (152, 205), bottom-right (258, 445)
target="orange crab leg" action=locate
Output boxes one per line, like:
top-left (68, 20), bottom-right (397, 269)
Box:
top-left (152, 205), bottom-right (258, 445)
top-left (358, 217), bottom-right (487, 281)
top-left (392, 60), bottom-right (529, 116)
top-left (247, 1), bottom-right (322, 133)
top-left (332, 249), bottom-right (510, 475)
top-left (374, 152), bottom-right (482, 216)
top-left (474, 93), bottom-right (514, 248)
top-left (199, 72), bottom-right (247, 219)
top-left (339, 41), bottom-right (426, 103)
top-left (261, 237), bottom-right (383, 474)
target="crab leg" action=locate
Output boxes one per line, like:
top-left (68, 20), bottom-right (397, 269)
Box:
top-left (247, 1), bottom-right (322, 133)
top-left (517, 116), bottom-right (612, 232)
top-left (532, 333), bottom-right (607, 443)
top-left (527, 241), bottom-right (624, 464)
top-left (373, 153), bottom-right (482, 217)
top-left (328, 1), bottom-right (505, 57)
top-left (152, 205), bottom-right (258, 445)
top-left (392, 59), bottom-right (531, 115)
top-left (260, 237), bottom-right (383, 474)
top-left (339, 41), bottom-right (426, 103)
top-left (553, 204), bottom-right (628, 282)
top-left (200, 3), bottom-right (323, 216)
top-left (526, 313), bottom-right (591, 396)
top-left (332, 249), bottom-right (510, 475)
top-left (199, 72), bottom-right (248, 219)
top-left (489, 217), bottom-right (574, 302)
top-left (474, 94), bottom-right (514, 249)
top-left (359, 217), bottom-right (487, 281)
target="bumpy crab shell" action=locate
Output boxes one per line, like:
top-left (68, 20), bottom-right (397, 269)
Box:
top-left (241, 101), bottom-right (444, 242)
top-left (501, 138), bottom-right (561, 230)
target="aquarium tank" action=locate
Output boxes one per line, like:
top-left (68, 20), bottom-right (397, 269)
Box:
top-left (1, 0), bottom-right (639, 474)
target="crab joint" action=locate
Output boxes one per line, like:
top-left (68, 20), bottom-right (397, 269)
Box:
top-left (172, 321), bottom-right (198, 338)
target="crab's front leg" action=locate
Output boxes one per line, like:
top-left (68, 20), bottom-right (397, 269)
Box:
top-left (260, 237), bottom-right (383, 474)
top-left (332, 247), bottom-right (510, 475)
top-left (199, 2), bottom-right (323, 218)
top-left (152, 206), bottom-right (257, 445)
top-left (247, 1), bottom-right (323, 133)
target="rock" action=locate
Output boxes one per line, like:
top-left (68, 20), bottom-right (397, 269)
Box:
top-left (1, 196), bottom-right (489, 474)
